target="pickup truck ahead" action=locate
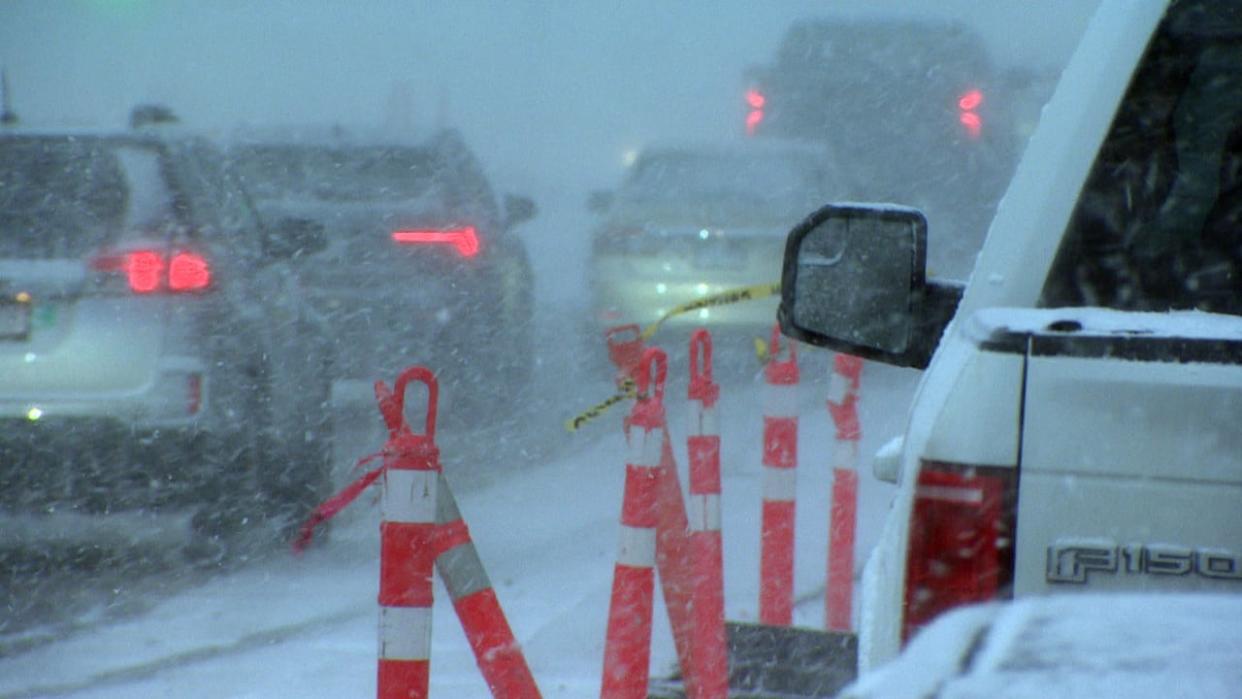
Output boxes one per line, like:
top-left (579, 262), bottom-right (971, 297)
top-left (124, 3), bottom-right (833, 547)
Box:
top-left (778, 0), bottom-right (1242, 674)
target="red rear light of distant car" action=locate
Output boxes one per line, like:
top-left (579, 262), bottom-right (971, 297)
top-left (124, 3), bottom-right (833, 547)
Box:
top-left (391, 227), bottom-right (480, 257)
top-left (957, 88), bottom-right (984, 139)
top-left (745, 88), bottom-right (766, 136)
top-left (91, 249), bottom-right (213, 294)
top-left (168, 252), bottom-right (212, 291)
top-left (902, 461), bottom-right (1016, 644)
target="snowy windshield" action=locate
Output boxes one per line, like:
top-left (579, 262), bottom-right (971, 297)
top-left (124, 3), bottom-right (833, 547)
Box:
top-left (26, 3), bottom-right (1240, 698)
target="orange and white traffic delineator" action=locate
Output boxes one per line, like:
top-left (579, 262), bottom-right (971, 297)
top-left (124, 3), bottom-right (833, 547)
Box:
top-left (375, 367), bottom-right (441, 699)
top-left (760, 324), bottom-right (799, 627)
top-left (825, 353), bottom-right (863, 632)
top-left (433, 472), bottom-right (542, 698)
top-left (686, 330), bottom-right (728, 699)
top-left (606, 323), bottom-right (645, 389)
top-left (601, 348), bottom-right (668, 699)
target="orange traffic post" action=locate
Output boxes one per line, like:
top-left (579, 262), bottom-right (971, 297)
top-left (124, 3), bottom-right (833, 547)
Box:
top-left (825, 353), bottom-right (863, 632)
top-left (375, 368), bottom-right (441, 699)
top-left (605, 323), bottom-right (645, 390)
top-left (685, 330), bottom-right (728, 699)
top-left (601, 348), bottom-right (669, 699)
top-left (759, 324), bottom-right (799, 626)
top-left (434, 472), bottom-right (542, 698)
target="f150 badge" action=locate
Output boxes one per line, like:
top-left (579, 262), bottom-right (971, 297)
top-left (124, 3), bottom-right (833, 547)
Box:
top-left (1047, 540), bottom-right (1241, 584)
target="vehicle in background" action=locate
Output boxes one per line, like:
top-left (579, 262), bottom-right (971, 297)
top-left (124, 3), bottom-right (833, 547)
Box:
top-left (778, 0), bottom-right (1242, 675)
top-left (746, 16), bottom-right (1035, 280)
top-left (0, 116), bottom-right (336, 560)
top-left (587, 141), bottom-right (840, 358)
top-left (223, 128), bottom-right (537, 422)
top-left (839, 593), bottom-right (1242, 698)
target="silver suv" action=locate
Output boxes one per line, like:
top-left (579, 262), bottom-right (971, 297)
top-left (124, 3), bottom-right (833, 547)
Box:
top-left (0, 125), bottom-right (335, 558)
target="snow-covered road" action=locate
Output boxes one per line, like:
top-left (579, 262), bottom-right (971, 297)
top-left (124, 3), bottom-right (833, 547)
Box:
top-left (0, 334), bottom-right (918, 697)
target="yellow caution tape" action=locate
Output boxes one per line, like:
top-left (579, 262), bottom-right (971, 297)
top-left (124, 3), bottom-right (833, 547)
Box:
top-left (565, 281), bottom-right (782, 432)
top-left (753, 337), bottom-right (770, 363)
top-left (638, 281), bottom-right (782, 341)
top-left (564, 378), bottom-right (636, 432)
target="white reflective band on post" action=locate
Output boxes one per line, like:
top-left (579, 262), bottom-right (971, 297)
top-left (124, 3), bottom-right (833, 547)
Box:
top-left (382, 469), bottom-right (437, 524)
top-left (762, 465), bottom-right (798, 502)
top-left (688, 404), bottom-right (719, 437)
top-left (832, 439), bottom-right (859, 469)
top-left (627, 427), bottom-right (663, 468)
top-left (617, 524), bottom-right (657, 567)
top-left (379, 606), bottom-right (432, 661)
top-left (827, 373), bottom-right (850, 404)
top-left (917, 484), bottom-right (983, 504)
top-left (762, 383), bottom-right (799, 418)
top-left (687, 494), bottom-right (722, 532)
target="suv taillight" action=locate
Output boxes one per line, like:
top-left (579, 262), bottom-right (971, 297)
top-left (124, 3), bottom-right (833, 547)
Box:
top-left (91, 249), bottom-right (212, 294)
top-left (902, 461), bottom-right (1016, 643)
top-left (391, 227), bottom-right (479, 257)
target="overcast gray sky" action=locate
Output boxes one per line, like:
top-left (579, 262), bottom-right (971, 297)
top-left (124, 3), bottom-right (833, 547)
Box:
top-left (3, 1), bottom-right (1097, 189)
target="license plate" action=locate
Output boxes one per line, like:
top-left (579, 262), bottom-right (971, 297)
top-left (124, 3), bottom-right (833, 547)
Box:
top-left (0, 298), bottom-right (31, 340)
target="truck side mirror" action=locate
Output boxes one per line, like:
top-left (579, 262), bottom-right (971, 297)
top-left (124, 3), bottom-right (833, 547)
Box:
top-left (503, 194), bottom-right (537, 229)
top-left (777, 203), bottom-right (961, 369)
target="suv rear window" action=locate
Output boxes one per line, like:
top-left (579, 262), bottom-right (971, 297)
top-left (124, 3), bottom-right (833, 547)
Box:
top-left (0, 137), bottom-right (177, 260)
top-left (1041, 1), bottom-right (1242, 315)
top-left (0, 138), bottom-right (130, 259)
top-left (231, 144), bottom-right (440, 203)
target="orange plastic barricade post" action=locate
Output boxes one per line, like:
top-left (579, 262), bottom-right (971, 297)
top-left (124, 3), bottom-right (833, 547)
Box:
top-left (374, 368), bottom-right (441, 699)
top-left (825, 353), bottom-right (863, 632)
top-left (759, 324), bottom-right (799, 627)
top-left (685, 330), bottom-right (728, 699)
top-left (293, 367), bottom-right (540, 699)
top-left (601, 348), bottom-right (668, 699)
top-left (433, 472), bottom-right (542, 698)
top-left (605, 323), bottom-right (645, 390)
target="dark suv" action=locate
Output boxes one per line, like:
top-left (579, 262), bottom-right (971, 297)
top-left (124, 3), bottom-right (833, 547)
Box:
top-left (746, 17), bottom-right (1028, 278)
top-left (223, 129), bottom-right (537, 421)
top-left (0, 124), bottom-right (336, 557)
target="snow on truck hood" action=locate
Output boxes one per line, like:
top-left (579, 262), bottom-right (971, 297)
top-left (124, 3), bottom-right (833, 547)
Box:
top-left (842, 593), bottom-right (1242, 699)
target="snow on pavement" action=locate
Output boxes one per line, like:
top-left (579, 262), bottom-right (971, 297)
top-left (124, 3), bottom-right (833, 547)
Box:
top-left (0, 355), bottom-right (918, 698)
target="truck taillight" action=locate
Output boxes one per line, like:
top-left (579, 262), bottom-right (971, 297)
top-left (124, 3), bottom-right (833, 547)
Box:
top-left (91, 249), bottom-right (212, 294)
top-left (902, 461), bottom-right (1016, 643)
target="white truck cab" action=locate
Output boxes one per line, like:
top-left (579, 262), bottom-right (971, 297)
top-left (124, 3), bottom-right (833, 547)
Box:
top-left (778, 0), bottom-right (1242, 671)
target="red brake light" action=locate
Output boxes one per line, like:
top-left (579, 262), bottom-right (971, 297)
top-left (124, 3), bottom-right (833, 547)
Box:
top-left (126, 250), bottom-right (165, 293)
top-left (957, 89), bottom-right (984, 139)
top-left (957, 89), bottom-right (983, 111)
top-left (744, 89), bottom-right (766, 137)
top-left (391, 227), bottom-right (480, 257)
top-left (902, 461), bottom-right (1015, 643)
top-left (169, 252), bottom-right (211, 291)
top-left (91, 249), bottom-right (212, 294)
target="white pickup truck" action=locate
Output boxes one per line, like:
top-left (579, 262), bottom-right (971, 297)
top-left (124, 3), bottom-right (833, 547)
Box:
top-left (778, 0), bottom-right (1242, 674)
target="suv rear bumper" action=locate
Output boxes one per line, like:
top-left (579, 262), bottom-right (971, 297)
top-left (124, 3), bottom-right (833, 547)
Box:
top-left (0, 417), bottom-right (231, 516)
top-left (0, 356), bottom-right (209, 429)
